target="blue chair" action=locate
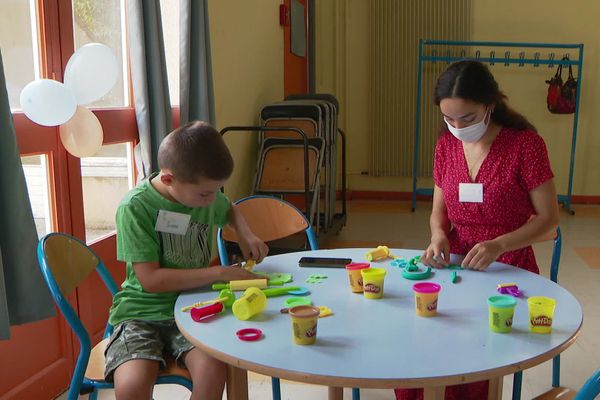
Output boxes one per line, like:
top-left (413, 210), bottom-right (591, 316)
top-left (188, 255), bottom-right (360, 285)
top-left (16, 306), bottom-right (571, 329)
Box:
top-left (532, 367), bottom-right (600, 400)
top-left (576, 368), bottom-right (600, 399)
top-left (513, 227), bottom-right (563, 400)
top-left (37, 233), bottom-right (192, 400)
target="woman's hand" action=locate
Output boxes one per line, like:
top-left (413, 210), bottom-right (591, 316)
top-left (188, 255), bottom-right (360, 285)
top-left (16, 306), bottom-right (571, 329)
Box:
top-left (462, 240), bottom-right (504, 271)
top-left (237, 232), bottom-right (269, 264)
top-left (421, 234), bottom-right (450, 268)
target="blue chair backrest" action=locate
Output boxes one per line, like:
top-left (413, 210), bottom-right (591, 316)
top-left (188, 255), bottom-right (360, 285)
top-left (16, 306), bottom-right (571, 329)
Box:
top-left (576, 368), bottom-right (600, 399)
top-left (37, 232), bottom-right (119, 341)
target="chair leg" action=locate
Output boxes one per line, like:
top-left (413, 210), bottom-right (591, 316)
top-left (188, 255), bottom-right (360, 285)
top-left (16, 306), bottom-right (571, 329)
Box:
top-left (352, 387), bottom-right (361, 400)
top-left (271, 377), bottom-right (281, 400)
top-left (512, 371), bottom-right (523, 400)
top-left (552, 355), bottom-right (560, 387)
top-left (88, 389), bottom-right (98, 400)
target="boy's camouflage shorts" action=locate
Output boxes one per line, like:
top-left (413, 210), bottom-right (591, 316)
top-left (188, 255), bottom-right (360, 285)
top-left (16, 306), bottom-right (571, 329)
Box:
top-left (104, 319), bottom-right (194, 381)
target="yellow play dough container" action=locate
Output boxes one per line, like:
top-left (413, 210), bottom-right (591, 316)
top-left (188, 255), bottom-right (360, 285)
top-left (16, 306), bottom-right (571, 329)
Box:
top-left (289, 305), bottom-right (320, 345)
top-left (528, 296), bottom-right (556, 334)
top-left (360, 267), bottom-right (387, 299)
top-left (232, 287), bottom-right (267, 321)
top-left (413, 282), bottom-right (441, 317)
top-left (345, 262), bottom-right (370, 293)
top-left (487, 295), bottom-right (517, 333)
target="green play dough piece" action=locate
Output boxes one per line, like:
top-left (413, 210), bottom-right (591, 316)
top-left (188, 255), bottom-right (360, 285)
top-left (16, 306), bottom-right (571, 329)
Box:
top-left (285, 297), bottom-right (312, 308)
top-left (255, 271), bottom-right (293, 283)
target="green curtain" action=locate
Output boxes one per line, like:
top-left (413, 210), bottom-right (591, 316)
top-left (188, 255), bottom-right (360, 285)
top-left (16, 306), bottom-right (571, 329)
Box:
top-left (0, 51), bottom-right (55, 340)
top-left (127, 0), bottom-right (172, 179)
top-left (180, 0), bottom-right (215, 125)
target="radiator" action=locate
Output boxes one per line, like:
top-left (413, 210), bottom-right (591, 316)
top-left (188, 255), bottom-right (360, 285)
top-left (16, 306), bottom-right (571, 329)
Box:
top-left (368, 0), bottom-right (472, 176)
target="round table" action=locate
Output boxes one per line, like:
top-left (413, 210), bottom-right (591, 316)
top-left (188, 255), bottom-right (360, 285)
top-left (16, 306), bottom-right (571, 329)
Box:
top-left (175, 249), bottom-right (582, 400)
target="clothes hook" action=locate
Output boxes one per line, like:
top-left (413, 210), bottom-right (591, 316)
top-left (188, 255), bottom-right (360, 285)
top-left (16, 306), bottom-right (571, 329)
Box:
top-left (460, 49), bottom-right (466, 59)
top-left (475, 50), bottom-right (481, 59)
top-left (504, 51), bottom-right (511, 67)
top-left (518, 52), bottom-right (525, 67)
top-left (489, 50), bottom-right (496, 66)
top-left (533, 52), bottom-right (540, 67)
top-left (549, 53), bottom-right (555, 68)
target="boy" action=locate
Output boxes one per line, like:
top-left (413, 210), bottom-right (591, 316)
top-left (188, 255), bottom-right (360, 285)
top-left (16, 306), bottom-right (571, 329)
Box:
top-left (105, 121), bottom-right (268, 400)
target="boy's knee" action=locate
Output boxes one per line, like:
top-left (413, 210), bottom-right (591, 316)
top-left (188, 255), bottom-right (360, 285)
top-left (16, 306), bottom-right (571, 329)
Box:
top-left (184, 348), bottom-right (226, 374)
top-left (113, 359), bottom-right (160, 398)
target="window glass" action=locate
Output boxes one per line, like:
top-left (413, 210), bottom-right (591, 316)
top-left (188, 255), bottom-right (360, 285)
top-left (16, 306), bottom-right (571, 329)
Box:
top-left (0, 0), bottom-right (40, 109)
top-left (72, 0), bottom-right (129, 107)
top-left (21, 155), bottom-right (52, 238)
top-left (160, 0), bottom-right (179, 106)
top-left (81, 142), bottom-right (134, 242)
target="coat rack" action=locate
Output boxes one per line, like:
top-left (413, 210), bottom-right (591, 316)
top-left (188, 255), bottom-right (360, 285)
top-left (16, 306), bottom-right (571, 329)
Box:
top-left (411, 39), bottom-right (584, 215)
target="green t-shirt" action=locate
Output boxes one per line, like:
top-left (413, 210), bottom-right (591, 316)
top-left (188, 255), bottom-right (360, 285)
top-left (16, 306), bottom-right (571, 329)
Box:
top-left (109, 173), bottom-right (231, 326)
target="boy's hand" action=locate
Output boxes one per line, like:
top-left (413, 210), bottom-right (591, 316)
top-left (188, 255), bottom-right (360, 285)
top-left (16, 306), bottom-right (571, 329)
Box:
top-left (237, 232), bottom-right (269, 263)
top-left (219, 264), bottom-right (263, 281)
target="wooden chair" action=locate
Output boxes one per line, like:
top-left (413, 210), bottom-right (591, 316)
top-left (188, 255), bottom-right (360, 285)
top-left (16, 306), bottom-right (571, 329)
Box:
top-left (512, 226), bottom-right (563, 400)
top-left (37, 233), bottom-right (192, 400)
top-left (217, 195), bottom-right (318, 265)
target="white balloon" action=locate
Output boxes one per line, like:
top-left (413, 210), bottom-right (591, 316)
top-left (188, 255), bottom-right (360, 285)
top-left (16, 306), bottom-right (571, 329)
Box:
top-left (19, 79), bottom-right (77, 126)
top-left (64, 43), bottom-right (118, 105)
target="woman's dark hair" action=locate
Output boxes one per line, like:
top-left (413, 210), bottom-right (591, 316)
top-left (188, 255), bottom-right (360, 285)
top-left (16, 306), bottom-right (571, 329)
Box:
top-left (434, 60), bottom-right (536, 131)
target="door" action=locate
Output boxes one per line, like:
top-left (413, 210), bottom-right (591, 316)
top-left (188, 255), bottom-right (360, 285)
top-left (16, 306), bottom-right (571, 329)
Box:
top-left (283, 0), bottom-right (309, 96)
top-left (0, 1), bottom-right (135, 398)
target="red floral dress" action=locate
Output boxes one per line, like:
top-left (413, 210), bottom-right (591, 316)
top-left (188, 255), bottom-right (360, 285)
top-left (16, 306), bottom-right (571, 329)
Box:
top-left (395, 127), bottom-right (554, 400)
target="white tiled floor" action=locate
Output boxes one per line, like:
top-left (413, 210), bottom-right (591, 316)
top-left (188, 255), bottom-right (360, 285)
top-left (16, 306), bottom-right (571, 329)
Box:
top-left (57, 201), bottom-right (600, 400)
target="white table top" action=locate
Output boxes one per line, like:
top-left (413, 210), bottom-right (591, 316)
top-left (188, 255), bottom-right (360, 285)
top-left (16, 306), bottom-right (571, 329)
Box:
top-left (175, 249), bottom-right (582, 389)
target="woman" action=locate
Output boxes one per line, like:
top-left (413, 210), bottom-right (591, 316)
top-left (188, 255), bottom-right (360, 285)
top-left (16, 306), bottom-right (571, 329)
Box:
top-left (395, 60), bottom-right (559, 400)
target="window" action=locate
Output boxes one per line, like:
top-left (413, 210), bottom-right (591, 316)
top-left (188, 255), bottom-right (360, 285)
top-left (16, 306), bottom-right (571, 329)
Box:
top-left (0, 0), bottom-right (40, 109)
top-left (21, 154), bottom-right (52, 238)
top-left (71, 0), bottom-right (129, 107)
top-left (160, 0), bottom-right (179, 106)
top-left (81, 142), bottom-right (134, 241)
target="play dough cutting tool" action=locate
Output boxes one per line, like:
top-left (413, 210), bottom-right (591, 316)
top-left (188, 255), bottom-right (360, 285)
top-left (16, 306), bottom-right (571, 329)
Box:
top-left (261, 286), bottom-right (302, 297)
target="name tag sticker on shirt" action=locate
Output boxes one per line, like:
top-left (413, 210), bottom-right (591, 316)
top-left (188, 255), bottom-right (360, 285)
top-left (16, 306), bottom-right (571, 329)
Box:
top-left (155, 210), bottom-right (191, 235)
top-left (459, 183), bottom-right (483, 203)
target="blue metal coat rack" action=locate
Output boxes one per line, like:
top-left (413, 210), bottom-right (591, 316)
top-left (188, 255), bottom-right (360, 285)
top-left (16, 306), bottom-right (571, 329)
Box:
top-left (411, 39), bottom-right (584, 214)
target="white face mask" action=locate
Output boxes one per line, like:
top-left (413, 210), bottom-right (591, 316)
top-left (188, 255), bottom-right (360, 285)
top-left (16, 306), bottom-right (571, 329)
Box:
top-left (444, 109), bottom-right (490, 143)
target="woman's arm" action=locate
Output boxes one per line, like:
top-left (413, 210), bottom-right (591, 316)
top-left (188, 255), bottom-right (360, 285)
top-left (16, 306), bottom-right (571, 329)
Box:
top-left (462, 179), bottom-right (559, 270)
top-left (422, 185), bottom-right (452, 267)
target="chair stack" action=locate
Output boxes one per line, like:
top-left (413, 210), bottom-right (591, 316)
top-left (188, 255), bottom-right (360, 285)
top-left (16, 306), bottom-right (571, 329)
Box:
top-left (255, 93), bottom-right (346, 238)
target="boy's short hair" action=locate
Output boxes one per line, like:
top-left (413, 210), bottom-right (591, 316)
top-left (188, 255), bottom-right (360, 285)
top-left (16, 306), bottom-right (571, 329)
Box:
top-left (158, 121), bottom-right (234, 183)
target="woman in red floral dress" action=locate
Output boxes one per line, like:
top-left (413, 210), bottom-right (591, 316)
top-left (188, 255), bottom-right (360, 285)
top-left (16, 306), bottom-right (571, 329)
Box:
top-left (395, 60), bottom-right (560, 400)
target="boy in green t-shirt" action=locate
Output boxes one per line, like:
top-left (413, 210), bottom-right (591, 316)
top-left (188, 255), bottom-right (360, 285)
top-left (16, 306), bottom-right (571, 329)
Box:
top-left (105, 121), bottom-right (268, 400)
